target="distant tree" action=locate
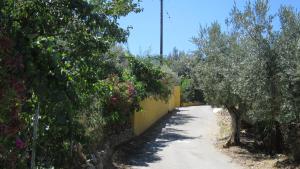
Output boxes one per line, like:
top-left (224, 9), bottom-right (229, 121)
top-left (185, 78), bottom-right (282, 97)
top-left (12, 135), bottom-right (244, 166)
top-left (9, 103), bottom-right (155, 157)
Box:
top-left (166, 48), bottom-right (204, 103)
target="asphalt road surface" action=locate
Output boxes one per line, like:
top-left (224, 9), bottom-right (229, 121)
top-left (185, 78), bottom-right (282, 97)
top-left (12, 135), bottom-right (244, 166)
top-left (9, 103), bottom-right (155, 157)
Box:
top-left (121, 106), bottom-right (242, 169)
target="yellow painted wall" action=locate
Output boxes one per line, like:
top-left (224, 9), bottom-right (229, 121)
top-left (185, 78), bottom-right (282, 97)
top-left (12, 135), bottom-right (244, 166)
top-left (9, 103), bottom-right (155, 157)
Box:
top-left (168, 92), bottom-right (175, 111)
top-left (174, 86), bottom-right (181, 107)
top-left (133, 86), bottom-right (180, 135)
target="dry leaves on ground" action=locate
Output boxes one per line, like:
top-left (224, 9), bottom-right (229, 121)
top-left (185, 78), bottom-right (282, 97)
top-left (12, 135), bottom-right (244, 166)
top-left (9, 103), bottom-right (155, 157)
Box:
top-left (215, 109), bottom-right (300, 169)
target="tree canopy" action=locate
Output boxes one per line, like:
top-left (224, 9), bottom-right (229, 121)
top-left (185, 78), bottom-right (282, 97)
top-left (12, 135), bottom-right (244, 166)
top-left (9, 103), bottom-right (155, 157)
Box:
top-left (193, 0), bottom-right (300, 148)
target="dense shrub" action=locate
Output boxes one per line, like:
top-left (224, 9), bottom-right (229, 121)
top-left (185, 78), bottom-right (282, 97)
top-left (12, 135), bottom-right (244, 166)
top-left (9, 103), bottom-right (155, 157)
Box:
top-left (180, 78), bottom-right (204, 103)
top-left (0, 0), bottom-right (173, 168)
top-left (166, 48), bottom-right (205, 103)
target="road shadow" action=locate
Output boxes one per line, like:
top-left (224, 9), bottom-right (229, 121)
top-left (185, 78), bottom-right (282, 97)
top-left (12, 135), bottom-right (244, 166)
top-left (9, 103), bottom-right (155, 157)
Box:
top-left (218, 132), bottom-right (300, 168)
top-left (116, 108), bottom-right (198, 167)
top-left (274, 159), bottom-right (300, 169)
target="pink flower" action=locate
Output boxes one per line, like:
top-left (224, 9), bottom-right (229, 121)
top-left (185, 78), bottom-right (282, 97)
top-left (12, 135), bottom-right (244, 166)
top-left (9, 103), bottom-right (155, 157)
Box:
top-left (128, 84), bottom-right (136, 97)
top-left (16, 138), bottom-right (26, 149)
top-left (111, 96), bottom-right (118, 104)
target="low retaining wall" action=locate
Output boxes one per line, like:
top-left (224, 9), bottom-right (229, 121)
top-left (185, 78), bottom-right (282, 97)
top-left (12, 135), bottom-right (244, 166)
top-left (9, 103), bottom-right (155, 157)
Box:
top-left (133, 86), bottom-right (180, 135)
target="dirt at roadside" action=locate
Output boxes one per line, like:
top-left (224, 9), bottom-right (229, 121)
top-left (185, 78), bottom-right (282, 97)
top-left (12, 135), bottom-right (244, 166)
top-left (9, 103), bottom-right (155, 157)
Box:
top-left (215, 109), bottom-right (300, 169)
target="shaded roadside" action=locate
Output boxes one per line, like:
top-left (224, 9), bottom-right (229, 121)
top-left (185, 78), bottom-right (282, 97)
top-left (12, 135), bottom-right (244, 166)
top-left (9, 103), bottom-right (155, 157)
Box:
top-left (114, 106), bottom-right (242, 169)
top-left (215, 109), bottom-right (300, 169)
top-left (114, 108), bottom-right (196, 168)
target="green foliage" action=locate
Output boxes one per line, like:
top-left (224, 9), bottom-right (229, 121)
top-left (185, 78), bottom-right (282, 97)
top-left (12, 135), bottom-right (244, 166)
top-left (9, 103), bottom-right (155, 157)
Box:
top-left (193, 22), bottom-right (242, 108)
top-left (166, 48), bottom-right (204, 103)
top-left (127, 56), bottom-right (171, 100)
top-left (180, 78), bottom-right (203, 103)
top-left (0, 0), bottom-right (172, 168)
top-left (192, 0), bottom-right (300, 151)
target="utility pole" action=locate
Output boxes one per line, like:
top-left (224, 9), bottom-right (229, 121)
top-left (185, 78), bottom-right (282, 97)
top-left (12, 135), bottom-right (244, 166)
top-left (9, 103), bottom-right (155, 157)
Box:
top-left (160, 0), bottom-right (163, 64)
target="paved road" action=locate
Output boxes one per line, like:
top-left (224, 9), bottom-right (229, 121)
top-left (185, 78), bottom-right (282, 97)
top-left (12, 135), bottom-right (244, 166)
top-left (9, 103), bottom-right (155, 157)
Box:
top-left (120, 106), bottom-right (242, 169)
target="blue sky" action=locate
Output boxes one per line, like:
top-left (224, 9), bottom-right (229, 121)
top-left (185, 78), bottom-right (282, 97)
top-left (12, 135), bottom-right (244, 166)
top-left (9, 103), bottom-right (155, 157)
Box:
top-left (119, 0), bottom-right (300, 56)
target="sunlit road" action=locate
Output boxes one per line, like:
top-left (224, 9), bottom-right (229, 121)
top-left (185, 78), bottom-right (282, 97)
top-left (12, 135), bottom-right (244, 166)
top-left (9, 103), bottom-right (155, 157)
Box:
top-left (121, 106), bottom-right (242, 169)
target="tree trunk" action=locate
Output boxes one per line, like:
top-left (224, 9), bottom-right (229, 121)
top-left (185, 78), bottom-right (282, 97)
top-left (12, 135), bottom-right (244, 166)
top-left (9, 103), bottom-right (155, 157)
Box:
top-left (224, 105), bottom-right (241, 148)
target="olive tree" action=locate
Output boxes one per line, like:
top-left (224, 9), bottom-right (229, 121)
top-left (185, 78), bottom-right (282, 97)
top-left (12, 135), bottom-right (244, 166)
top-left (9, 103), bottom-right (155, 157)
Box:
top-left (193, 23), bottom-right (246, 146)
top-left (193, 0), bottom-right (300, 152)
top-left (276, 6), bottom-right (300, 123)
